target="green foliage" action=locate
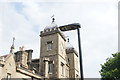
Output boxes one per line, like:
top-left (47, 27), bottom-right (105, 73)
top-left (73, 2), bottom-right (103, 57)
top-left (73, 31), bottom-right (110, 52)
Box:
top-left (100, 52), bottom-right (120, 80)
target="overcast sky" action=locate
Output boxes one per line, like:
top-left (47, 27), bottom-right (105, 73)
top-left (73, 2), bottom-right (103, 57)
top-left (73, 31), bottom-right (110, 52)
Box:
top-left (0, 0), bottom-right (118, 78)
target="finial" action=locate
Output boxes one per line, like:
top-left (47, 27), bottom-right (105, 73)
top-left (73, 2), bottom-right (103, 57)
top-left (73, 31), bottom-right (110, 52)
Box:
top-left (51, 15), bottom-right (55, 23)
top-left (11, 37), bottom-right (15, 49)
top-left (10, 37), bottom-right (15, 53)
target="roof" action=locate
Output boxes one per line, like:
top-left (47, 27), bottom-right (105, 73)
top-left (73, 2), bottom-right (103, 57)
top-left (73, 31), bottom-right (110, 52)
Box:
top-left (15, 49), bottom-right (33, 54)
top-left (66, 48), bottom-right (78, 57)
top-left (0, 54), bottom-right (10, 61)
top-left (66, 42), bottom-right (74, 49)
top-left (0, 54), bottom-right (11, 66)
top-left (44, 21), bottom-right (58, 30)
top-left (0, 54), bottom-right (9, 58)
top-left (16, 67), bottom-right (43, 79)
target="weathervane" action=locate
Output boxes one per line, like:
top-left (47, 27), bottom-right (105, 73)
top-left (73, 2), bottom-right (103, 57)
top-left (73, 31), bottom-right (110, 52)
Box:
top-left (51, 15), bottom-right (55, 23)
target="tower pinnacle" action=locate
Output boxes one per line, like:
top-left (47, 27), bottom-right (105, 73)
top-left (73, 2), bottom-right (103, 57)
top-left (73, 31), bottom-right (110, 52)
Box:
top-left (10, 37), bottom-right (15, 53)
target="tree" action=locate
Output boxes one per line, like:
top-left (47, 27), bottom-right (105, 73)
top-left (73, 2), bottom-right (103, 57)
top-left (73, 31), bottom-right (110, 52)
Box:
top-left (100, 52), bottom-right (120, 80)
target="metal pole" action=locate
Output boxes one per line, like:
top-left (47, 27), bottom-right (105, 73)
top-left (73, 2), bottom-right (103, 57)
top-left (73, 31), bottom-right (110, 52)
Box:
top-left (77, 28), bottom-right (84, 80)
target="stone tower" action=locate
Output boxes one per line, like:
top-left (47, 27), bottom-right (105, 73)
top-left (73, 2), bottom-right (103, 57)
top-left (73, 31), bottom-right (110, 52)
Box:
top-left (39, 19), bottom-right (80, 79)
top-left (66, 42), bottom-right (80, 78)
top-left (39, 19), bottom-right (70, 78)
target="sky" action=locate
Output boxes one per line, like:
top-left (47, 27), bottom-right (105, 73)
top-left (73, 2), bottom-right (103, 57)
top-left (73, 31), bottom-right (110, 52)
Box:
top-left (0, 0), bottom-right (118, 78)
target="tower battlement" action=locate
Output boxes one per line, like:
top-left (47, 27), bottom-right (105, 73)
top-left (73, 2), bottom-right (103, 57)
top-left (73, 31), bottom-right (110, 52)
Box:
top-left (40, 27), bottom-right (66, 41)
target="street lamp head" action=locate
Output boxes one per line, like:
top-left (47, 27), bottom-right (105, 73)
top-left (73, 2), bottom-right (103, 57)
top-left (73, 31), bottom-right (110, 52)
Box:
top-left (59, 23), bottom-right (81, 31)
top-left (59, 22), bottom-right (84, 79)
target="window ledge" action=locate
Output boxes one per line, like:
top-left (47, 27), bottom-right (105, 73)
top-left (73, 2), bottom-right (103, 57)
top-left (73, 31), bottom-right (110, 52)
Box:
top-left (48, 72), bottom-right (52, 74)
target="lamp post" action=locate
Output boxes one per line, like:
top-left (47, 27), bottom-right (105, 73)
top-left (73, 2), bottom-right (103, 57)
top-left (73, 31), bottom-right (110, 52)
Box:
top-left (59, 23), bottom-right (84, 80)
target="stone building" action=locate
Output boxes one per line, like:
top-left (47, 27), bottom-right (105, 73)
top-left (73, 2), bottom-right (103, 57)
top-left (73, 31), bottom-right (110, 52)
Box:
top-left (0, 19), bottom-right (80, 79)
top-left (0, 46), bottom-right (42, 80)
top-left (39, 19), bottom-right (80, 79)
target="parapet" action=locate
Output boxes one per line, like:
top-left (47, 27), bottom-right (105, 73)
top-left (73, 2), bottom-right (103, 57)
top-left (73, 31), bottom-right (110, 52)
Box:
top-left (40, 27), bottom-right (66, 41)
